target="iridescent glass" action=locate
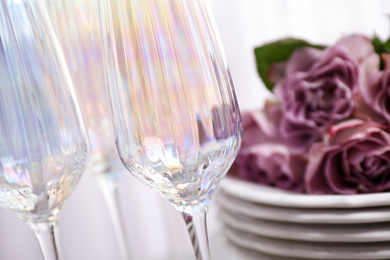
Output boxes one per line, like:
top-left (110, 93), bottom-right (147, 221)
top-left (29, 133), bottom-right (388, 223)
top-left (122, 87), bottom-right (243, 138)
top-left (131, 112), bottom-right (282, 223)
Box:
top-left (45, 1), bottom-right (131, 258)
top-left (0, 0), bottom-right (89, 259)
top-left (99, 0), bottom-right (242, 259)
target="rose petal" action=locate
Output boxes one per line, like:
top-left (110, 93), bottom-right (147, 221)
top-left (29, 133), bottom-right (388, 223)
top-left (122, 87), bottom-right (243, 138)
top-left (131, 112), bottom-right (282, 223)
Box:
top-left (286, 47), bottom-right (324, 76)
top-left (354, 92), bottom-right (386, 124)
top-left (305, 143), bottom-right (335, 194)
top-left (280, 116), bottom-right (322, 155)
top-left (325, 150), bottom-right (357, 194)
top-left (234, 142), bottom-right (306, 192)
top-left (361, 53), bottom-right (380, 78)
top-left (331, 120), bottom-right (389, 145)
top-left (334, 34), bottom-right (375, 63)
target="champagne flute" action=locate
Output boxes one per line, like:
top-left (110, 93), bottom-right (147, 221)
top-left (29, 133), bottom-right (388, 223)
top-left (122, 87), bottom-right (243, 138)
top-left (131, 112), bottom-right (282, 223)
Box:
top-left (0, 0), bottom-right (89, 259)
top-left (44, 1), bottom-right (131, 258)
top-left (99, 0), bottom-right (242, 259)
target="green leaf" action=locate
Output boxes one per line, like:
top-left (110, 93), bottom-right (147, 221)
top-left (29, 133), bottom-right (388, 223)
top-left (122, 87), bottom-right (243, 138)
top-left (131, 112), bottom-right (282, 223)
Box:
top-left (372, 35), bottom-right (384, 54)
top-left (384, 38), bottom-right (390, 53)
top-left (371, 35), bottom-right (390, 70)
top-left (254, 38), bottom-right (325, 92)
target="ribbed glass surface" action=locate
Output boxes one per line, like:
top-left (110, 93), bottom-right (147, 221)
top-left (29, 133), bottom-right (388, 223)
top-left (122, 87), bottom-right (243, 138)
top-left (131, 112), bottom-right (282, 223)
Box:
top-left (0, 0), bottom-right (89, 222)
top-left (46, 0), bottom-right (118, 177)
top-left (101, 0), bottom-right (242, 213)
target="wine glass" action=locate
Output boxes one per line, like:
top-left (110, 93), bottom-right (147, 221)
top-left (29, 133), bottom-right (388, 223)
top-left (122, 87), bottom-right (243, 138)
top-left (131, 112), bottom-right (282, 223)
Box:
top-left (44, 1), bottom-right (131, 258)
top-left (0, 0), bottom-right (89, 259)
top-left (99, 0), bottom-right (243, 259)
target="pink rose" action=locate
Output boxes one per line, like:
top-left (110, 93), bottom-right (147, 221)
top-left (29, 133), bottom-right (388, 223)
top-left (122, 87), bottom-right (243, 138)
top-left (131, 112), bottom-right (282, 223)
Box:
top-left (306, 120), bottom-right (390, 194)
top-left (275, 35), bottom-right (374, 154)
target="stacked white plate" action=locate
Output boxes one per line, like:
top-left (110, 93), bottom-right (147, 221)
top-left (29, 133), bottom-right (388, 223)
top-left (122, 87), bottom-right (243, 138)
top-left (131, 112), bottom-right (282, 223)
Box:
top-left (217, 177), bottom-right (390, 260)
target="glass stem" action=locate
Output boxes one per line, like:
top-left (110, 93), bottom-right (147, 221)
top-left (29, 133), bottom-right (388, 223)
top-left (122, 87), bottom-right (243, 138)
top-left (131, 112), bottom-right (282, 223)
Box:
top-left (182, 212), bottom-right (211, 260)
top-left (100, 180), bottom-right (132, 260)
top-left (31, 221), bottom-right (61, 260)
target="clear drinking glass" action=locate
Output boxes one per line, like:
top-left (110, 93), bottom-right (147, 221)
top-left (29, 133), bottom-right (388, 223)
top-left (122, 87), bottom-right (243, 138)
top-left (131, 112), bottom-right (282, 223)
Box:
top-left (99, 0), bottom-right (243, 259)
top-left (0, 0), bottom-right (89, 259)
top-left (45, 1), bottom-right (131, 259)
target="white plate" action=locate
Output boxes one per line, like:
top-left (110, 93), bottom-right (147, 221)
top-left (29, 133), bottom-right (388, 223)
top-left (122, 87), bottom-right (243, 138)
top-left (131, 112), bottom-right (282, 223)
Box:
top-left (211, 230), bottom-right (300, 260)
top-left (217, 191), bottom-right (390, 224)
top-left (220, 209), bottom-right (390, 242)
top-left (220, 177), bottom-right (390, 208)
top-left (224, 226), bottom-right (390, 259)
top-left (227, 241), bottom-right (307, 260)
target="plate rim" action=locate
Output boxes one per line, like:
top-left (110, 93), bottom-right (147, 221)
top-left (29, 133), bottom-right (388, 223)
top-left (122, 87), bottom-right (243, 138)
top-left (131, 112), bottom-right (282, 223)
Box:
top-left (220, 177), bottom-right (390, 209)
top-left (219, 208), bottom-right (390, 242)
top-left (224, 226), bottom-right (390, 259)
top-left (217, 190), bottom-right (390, 224)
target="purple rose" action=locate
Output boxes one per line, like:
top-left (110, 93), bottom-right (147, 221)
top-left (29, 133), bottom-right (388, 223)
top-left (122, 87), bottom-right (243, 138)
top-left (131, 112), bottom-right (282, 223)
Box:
top-left (275, 35), bottom-right (374, 154)
top-left (236, 143), bottom-right (306, 192)
top-left (357, 54), bottom-right (390, 126)
top-left (239, 100), bottom-right (282, 148)
top-left (232, 103), bottom-right (307, 192)
top-left (306, 120), bottom-right (390, 194)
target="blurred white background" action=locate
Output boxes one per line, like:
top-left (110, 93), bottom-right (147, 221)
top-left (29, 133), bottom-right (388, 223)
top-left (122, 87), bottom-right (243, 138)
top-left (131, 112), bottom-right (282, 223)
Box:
top-left (1, 0), bottom-right (390, 259)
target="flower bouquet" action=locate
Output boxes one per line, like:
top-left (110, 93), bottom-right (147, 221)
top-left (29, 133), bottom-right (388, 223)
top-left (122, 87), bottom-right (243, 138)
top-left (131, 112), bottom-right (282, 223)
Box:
top-left (231, 34), bottom-right (390, 195)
